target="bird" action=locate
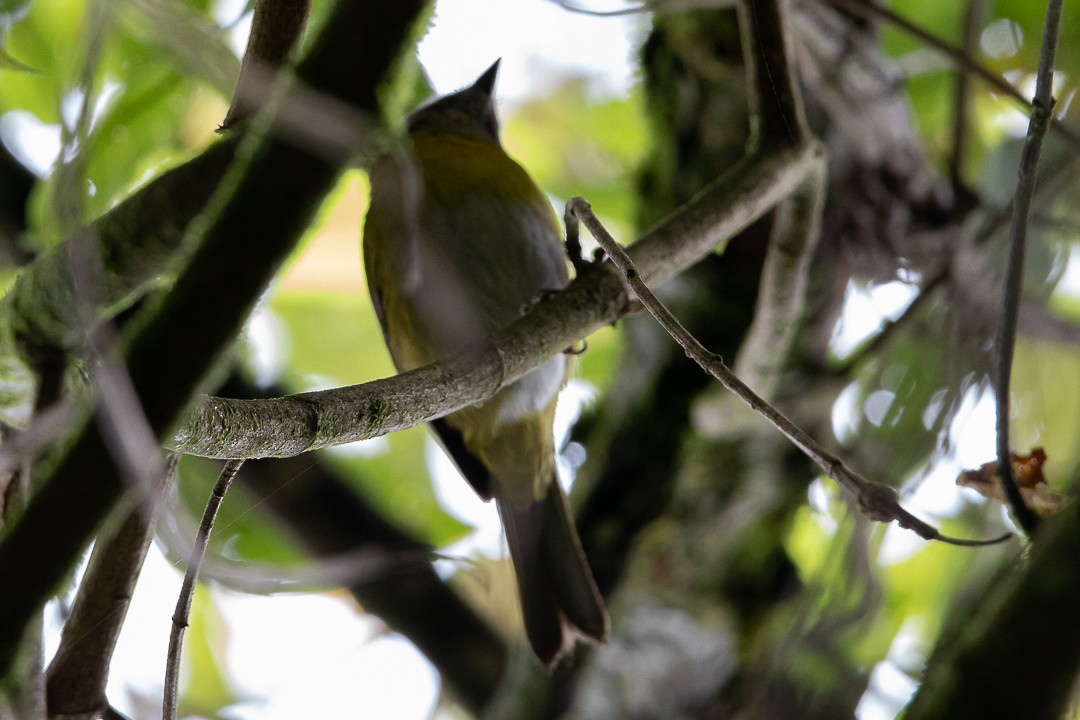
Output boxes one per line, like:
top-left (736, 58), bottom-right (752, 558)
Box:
top-left (361, 60), bottom-right (608, 666)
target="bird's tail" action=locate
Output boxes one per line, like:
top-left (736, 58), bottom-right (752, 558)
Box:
top-left (498, 479), bottom-right (608, 667)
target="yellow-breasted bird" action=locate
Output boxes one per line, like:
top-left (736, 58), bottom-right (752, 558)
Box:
top-left (361, 61), bottom-right (608, 665)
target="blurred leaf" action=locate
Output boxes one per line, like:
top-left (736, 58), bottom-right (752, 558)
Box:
top-left (880, 0), bottom-right (963, 58)
top-left (0, 46), bottom-right (33, 72)
top-left (1010, 338), bottom-right (1080, 483)
top-left (847, 315), bottom-right (954, 484)
top-left (0, 0), bottom-right (30, 69)
top-left (990, 0), bottom-right (1080, 80)
top-left (504, 76), bottom-right (646, 233)
top-left (0, 0), bottom-right (86, 122)
top-left (120, 0), bottom-right (240, 99)
top-left (0, 0), bottom-right (30, 25)
top-left (878, 2), bottom-right (1079, 178)
top-left (80, 68), bottom-right (191, 218)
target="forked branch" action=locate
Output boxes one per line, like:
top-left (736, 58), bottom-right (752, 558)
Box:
top-left (566, 197), bottom-right (1010, 548)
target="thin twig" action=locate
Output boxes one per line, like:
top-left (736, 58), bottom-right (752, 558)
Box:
top-left (825, 0), bottom-right (1080, 154)
top-left (994, 0), bottom-right (1064, 537)
top-left (163, 458), bottom-right (244, 720)
top-left (568, 197), bottom-right (1010, 547)
top-left (832, 263), bottom-right (949, 375)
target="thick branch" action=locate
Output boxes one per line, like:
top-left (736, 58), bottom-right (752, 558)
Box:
top-left (732, 169), bottom-right (825, 398)
top-left (1, 138), bottom-right (240, 375)
top-left (172, 140), bottom-right (823, 459)
top-left (45, 456), bottom-right (177, 719)
top-left (745, 0), bottom-right (810, 145)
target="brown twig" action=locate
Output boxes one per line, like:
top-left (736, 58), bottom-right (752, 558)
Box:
top-left (163, 458), bottom-right (244, 720)
top-left (994, 0), bottom-right (1064, 537)
top-left (832, 263), bottom-right (950, 375)
top-left (825, 0), bottom-right (1080, 154)
top-left (568, 196), bottom-right (1010, 548)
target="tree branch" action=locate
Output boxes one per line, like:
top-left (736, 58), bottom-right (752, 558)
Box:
top-left (993, 0), bottom-right (1063, 537)
top-left (568, 196), bottom-right (1010, 548)
top-left (824, 0), bottom-right (1080, 154)
top-left (731, 147), bottom-right (824, 398)
top-left (745, 0), bottom-right (810, 145)
top-left (168, 140), bottom-right (823, 460)
top-left (45, 455), bottom-right (177, 719)
top-left (163, 459), bottom-right (243, 720)
top-left (0, 0), bottom-right (430, 681)
top-left (221, 0), bottom-right (312, 130)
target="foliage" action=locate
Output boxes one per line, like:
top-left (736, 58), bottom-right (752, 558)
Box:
top-left (0, 0), bottom-right (1078, 718)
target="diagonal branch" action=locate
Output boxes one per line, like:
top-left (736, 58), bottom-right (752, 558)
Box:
top-left (0, 0), bottom-right (430, 681)
top-left (221, 0), bottom-right (312, 130)
top-left (824, 0), bottom-right (1080, 154)
top-left (45, 455), bottom-right (178, 718)
top-left (170, 140), bottom-right (823, 460)
top-left (568, 196), bottom-right (1010, 548)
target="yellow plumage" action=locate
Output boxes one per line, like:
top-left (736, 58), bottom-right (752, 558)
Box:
top-left (362, 61), bottom-right (607, 665)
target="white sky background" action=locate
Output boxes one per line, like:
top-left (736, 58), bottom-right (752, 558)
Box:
top-left (24, 0), bottom-right (1066, 717)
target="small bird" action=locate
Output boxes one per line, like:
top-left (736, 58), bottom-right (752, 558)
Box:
top-left (361, 61), bottom-right (608, 665)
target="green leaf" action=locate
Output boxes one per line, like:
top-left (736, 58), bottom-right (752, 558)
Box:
top-left (504, 77), bottom-right (646, 233)
top-left (119, 0), bottom-right (240, 99)
top-left (0, 45), bottom-right (33, 72)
